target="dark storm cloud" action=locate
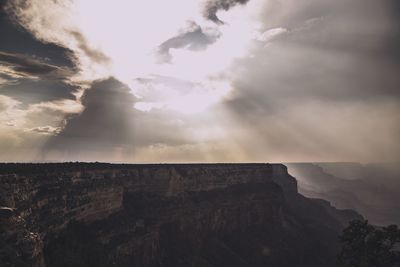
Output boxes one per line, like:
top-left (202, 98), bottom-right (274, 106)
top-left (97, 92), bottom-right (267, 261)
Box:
top-left (203, 0), bottom-right (250, 24)
top-left (158, 23), bottom-right (220, 62)
top-left (0, 1), bottom-right (73, 67)
top-left (0, 51), bottom-right (78, 106)
top-left (48, 79), bottom-right (135, 141)
top-left (42, 77), bottom-right (199, 161)
top-left (42, 78), bottom-right (136, 160)
top-left (0, 79), bottom-right (78, 106)
top-left (0, 51), bottom-right (71, 79)
top-left (0, 1), bottom-right (78, 105)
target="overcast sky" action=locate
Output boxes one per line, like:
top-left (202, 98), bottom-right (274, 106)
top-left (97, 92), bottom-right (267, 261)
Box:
top-left (0, 0), bottom-right (399, 162)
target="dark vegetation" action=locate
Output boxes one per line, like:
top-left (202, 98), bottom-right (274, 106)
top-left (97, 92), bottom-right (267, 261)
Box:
top-left (339, 220), bottom-right (400, 267)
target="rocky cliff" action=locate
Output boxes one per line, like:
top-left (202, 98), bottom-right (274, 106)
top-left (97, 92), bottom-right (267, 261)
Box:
top-left (0, 163), bottom-right (361, 267)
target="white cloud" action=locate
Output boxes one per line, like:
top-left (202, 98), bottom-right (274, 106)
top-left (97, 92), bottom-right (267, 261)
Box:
top-left (29, 99), bottom-right (84, 115)
top-left (133, 80), bottom-right (231, 114)
top-left (27, 125), bottom-right (62, 135)
top-left (7, 0), bottom-right (265, 112)
top-left (0, 95), bottom-right (24, 126)
top-left (0, 95), bottom-right (20, 111)
top-left (256, 27), bottom-right (288, 42)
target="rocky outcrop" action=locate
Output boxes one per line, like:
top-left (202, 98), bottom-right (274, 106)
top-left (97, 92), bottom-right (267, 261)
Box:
top-left (0, 163), bottom-right (361, 267)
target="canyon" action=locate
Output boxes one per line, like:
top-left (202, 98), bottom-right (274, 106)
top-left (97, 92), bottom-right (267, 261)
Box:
top-left (0, 163), bottom-right (361, 267)
top-left (287, 162), bottom-right (400, 226)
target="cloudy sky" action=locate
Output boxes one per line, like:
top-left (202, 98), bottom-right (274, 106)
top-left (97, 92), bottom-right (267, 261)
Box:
top-left (0, 0), bottom-right (399, 162)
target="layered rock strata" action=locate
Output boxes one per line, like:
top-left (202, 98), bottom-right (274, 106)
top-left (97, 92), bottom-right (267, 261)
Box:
top-left (0, 163), bottom-right (361, 267)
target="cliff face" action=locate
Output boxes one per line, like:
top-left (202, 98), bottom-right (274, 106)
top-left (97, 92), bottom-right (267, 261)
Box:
top-left (0, 163), bottom-right (360, 267)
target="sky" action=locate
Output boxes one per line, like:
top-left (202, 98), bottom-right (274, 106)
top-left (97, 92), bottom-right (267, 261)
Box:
top-left (0, 0), bottom-right (399, 163)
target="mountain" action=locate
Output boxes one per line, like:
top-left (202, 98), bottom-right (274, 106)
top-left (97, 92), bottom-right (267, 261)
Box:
top-left (0, 163), bottom-right (361, 267)
top-left (286, 162), bottom-right (400, 226)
